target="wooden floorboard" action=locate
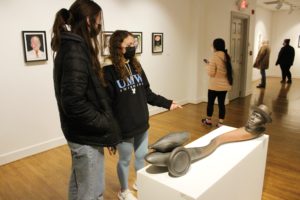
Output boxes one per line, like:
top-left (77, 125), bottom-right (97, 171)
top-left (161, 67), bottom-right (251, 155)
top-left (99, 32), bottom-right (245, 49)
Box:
top-left (0, 77), bottom-right (299, 200)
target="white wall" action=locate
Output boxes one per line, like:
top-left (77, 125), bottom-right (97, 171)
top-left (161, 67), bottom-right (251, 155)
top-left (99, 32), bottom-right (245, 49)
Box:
top-left (0, 0), bottom-right (70, 165)
top-left (253, 6), bottom-right (273, 81)
top-left (268, 11), bottom-right (300, 79)
top-left (187, 0), bottom-right (207, 104)
top-left (0, 0), bottom-right (197, 165)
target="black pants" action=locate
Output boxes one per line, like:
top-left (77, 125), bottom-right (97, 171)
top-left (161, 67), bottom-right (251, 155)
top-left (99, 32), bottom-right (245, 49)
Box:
top-left (207, 90), bottom-right (228, 119)
top-left (279, 64), bottom-right (292, 81)
top-left (260, 69), bottom-right (266, 86)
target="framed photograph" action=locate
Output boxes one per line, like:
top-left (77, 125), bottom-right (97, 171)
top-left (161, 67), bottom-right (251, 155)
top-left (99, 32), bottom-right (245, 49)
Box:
top-left (101, 31), bottom-right (113, 56)
top-left (152, 33), bottom-right (163, 53)
top-left (22, 31), bottom-right (48, 62)
top-left (132, 32), bottom-right (143, 54)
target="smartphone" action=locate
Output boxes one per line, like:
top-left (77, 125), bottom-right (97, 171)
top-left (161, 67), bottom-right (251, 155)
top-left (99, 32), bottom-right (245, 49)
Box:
top-left (203, 59), bottom-right (209, 64)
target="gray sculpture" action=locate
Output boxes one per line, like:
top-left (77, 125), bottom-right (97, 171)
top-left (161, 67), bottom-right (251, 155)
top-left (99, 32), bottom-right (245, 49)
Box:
top-left (145, 104), bottom-right (272, 177)
top-left (148, 132), bottom-right (190, 153)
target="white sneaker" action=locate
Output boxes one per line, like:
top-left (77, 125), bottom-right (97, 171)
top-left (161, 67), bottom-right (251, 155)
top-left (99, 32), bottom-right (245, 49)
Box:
top-left (132, 181), bottom-right (138, 191)
top-left (118, 189), bottom-right (137, 200)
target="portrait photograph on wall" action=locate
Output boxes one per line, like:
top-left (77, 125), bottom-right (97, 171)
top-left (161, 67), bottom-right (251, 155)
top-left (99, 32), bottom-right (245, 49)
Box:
top-left (152, 32), bottom-right (163, 53)
top-left (22, 31), bottom-right (48, 62)
top-left (132, 32), bottom-right (143, 54)
top-left (101, 31), bottom-right (113, 56)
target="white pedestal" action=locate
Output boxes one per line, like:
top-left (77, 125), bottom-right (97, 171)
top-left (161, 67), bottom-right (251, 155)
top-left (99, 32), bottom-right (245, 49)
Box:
top-left (137, 126), bottom-right (269, 200)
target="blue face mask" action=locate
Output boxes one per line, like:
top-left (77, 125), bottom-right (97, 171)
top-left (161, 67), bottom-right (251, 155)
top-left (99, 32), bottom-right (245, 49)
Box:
top-left (124, 46), bottom-right (136, 60)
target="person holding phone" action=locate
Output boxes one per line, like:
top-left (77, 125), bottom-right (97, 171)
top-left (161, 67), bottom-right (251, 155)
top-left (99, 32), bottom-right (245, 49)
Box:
top-left (202, 38), bottom-right (233, 127)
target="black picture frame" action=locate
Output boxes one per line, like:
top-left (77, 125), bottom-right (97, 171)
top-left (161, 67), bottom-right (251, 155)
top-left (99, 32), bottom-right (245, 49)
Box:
top-left (132, 32), bottom-right (143, 54)
top-left (101, 31), bottom-right (113, 56)
top-left (22, 31), bottom-right (48, 62)
top-left (152, 33), bottom-right (163, 53)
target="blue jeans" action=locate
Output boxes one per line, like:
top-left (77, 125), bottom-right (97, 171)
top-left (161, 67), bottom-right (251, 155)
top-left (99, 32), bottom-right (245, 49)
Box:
top-left (68, 141), bottom-right (104, 200)
top-left (117, 131), bottom-right (148, 190)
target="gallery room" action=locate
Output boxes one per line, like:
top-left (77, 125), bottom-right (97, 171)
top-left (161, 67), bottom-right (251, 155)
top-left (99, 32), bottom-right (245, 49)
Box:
top-left (0, 0), bottom-right (299, 199)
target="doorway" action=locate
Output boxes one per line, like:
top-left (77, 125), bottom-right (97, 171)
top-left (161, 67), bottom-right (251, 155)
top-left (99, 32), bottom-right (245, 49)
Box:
top-left (229, 12), bottom-right (250, 100)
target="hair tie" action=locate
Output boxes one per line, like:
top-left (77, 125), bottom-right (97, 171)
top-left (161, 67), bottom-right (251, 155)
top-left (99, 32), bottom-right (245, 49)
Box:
top-left (64, 24), bottom-right (71, 31)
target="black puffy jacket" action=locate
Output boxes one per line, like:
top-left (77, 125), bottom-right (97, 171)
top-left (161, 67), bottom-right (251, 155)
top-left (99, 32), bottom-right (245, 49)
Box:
top-left (53, 32), bottom-right (120, 146)
top-left (276, 45), bottom-right (295, 66)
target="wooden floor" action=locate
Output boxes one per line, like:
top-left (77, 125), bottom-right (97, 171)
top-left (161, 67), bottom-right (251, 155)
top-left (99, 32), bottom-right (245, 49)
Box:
top-left (0, 77), bottom-right (299, 200)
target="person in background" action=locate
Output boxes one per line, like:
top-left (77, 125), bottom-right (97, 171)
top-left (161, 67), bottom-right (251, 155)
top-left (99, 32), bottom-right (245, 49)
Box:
top-left (253, 40), bottom-right (271, 88)
top-left (103, 30), bottom-right (182, 200)
top-left (202, 38), bottom-right (233, 127)
top-left (51, 0), bottom-right (120, 199)
top-left (275, 39), bottom-right (295, 84)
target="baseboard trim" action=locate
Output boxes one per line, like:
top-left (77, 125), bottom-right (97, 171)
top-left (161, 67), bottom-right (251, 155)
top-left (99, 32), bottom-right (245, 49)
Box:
top-left (188, 97), bottom-right (206, 104)
top-left (0, 136), bottom-right (66, 166)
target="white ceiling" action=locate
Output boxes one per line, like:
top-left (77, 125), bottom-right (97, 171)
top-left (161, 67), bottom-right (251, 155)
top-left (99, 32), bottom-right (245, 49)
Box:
top-left (257, 0), bottom-right (300, 11)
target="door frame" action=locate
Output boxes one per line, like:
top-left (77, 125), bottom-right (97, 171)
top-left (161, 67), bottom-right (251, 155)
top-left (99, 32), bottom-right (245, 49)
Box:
top-left (229, 11), bottom-right (250, 99)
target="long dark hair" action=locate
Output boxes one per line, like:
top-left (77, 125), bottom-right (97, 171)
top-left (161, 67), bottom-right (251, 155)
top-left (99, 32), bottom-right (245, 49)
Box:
top-left (109, 30), bottom-right (142, 80)
top-left (51, 0), bottom-right (104, 81)
top-left (213, 38), bottom-right (233, 85)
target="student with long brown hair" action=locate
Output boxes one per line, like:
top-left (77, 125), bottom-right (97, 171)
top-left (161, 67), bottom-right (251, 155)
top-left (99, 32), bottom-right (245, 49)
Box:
top-left (103, 30), bottom-right (181, 200)
top-left (51, 1), bottom-right (120, 199)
